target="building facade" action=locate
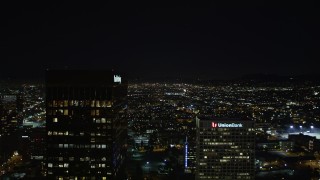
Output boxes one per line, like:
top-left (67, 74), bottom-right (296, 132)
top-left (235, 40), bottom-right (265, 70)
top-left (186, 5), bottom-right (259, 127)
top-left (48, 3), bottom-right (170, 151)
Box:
top-left (196, 116), bottom-right (255, 179)
top-left (46, 70), bottom-right (127, 180)
top-left (0, 94), bottom-right (23, 136)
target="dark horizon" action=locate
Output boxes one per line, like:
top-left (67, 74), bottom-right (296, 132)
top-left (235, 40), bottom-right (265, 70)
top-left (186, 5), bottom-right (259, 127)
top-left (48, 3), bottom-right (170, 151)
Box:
top-left (1, 2), bottom-right (319, 80)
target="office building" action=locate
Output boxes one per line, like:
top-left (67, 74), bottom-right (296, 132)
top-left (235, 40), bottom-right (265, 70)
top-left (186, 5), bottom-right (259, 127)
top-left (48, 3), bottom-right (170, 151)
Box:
top-left (196, 116), bottom-right (255, 179)
top-left (0, 94), bottom-right (22, 136)
top-left (46, 70), bottom-right (127, 180)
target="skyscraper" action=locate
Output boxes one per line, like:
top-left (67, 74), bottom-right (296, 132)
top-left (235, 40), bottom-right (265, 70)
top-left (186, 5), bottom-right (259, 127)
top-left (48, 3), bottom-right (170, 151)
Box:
top-left (196, 116), bottom-right (255, 180)
top-left (0, 94), bottom-right (22, 136)
top-left (46, 70), bottom-right (127, 180)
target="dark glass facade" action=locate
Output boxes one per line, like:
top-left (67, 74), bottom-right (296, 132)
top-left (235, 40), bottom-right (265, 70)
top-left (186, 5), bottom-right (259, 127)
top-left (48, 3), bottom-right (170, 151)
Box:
top-left (0, 94), bottom-right (22, 136)
top-left (46, 70), bottom-right (127, 180)
top-left (196, 117), bottom-right (255, 180)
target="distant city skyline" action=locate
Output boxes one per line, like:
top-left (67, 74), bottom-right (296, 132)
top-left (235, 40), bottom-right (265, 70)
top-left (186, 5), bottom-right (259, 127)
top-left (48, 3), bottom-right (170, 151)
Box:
top-left (1, 2), bottom-right (319, 79)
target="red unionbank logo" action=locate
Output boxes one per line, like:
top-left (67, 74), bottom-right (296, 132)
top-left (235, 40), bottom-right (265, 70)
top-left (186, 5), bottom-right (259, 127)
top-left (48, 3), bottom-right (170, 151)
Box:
top-left (212, 122), bottom-right (218, 128)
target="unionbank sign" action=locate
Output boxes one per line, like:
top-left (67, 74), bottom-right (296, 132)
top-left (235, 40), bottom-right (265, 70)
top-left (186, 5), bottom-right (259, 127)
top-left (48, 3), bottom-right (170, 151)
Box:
top-left (212, 122), bottom-right (243, 128)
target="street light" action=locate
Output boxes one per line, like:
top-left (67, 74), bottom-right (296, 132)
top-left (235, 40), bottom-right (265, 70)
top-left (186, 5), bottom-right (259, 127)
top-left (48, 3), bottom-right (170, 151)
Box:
top-left (290, 125), bottom-right (293, 129)
top-left (299, 125), bottom-right (302, 129)
top-left (311, 126), bottom-right (314, 129)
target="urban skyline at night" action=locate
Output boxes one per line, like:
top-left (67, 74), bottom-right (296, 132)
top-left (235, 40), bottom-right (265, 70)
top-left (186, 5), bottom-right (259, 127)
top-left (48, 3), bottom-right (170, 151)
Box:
top-left (1, 2), bottom-right (320, 180)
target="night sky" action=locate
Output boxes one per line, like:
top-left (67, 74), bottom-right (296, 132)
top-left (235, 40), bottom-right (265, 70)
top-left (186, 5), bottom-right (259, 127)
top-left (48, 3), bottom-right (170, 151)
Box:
top-left (1, 2), bottom-right (319, 79)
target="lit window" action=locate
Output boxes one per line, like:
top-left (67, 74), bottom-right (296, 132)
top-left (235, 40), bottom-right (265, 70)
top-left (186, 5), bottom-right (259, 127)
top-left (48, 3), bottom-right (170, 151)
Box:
top-left (101, 118), bottom-right (106, 123)
top-left (102, 145), bottom-right (107, 149)
top-left (48, 163), bottom-right (53, 168)
top-left (53, 118), bottom-right (58, 122)
top-left (48, 131), bottom-right (52, 136)
top-left (106, 101), bottom-right (112, 107)
top-left (64, 110), bottom-right (68, 115)
top-left (64, 163), bottom-right (69, 168)
top-left (64, 100), bottom-right (68, 107)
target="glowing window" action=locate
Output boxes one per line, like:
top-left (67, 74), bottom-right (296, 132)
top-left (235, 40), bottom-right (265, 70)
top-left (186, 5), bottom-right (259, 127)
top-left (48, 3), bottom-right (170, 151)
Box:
top-left (48, 163), bottom-right (53, 168)
top-left (101, 118), bottom-right (106, 123)
top-left (96, 101), bottom-right (100, 107)
top-left (64, 110), bottom-right (68, 115)
top-left (64, 163), bottom-right (69, 168)
top-left (64, 100), bottom-right (68, 107)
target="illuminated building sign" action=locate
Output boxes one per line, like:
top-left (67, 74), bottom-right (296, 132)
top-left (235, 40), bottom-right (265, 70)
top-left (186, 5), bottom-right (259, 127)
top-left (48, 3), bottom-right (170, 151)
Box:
top-left (212, 122), bottom-right (243, 128)
top-left (113, 75), bottom-right (121, 83)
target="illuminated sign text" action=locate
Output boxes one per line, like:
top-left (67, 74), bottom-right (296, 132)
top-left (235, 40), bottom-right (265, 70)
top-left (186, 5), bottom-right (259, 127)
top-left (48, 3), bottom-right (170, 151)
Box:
top-left (212, 122), bottom-right (243, 128)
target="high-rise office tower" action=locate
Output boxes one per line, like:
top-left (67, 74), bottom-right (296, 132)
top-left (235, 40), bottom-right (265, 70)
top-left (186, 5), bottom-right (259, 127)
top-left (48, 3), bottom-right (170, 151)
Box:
top-left (0, 94), bottom-right (21, 136)
top-left (46, 70), bottom-right (127, 180)
top-left (196, 116), bottom-right (255, 180)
